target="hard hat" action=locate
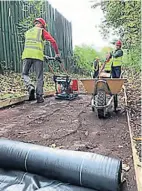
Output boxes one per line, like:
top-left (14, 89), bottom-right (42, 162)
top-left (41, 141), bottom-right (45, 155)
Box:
top-left (34, 18), bottom-right (46, 28)
top-left (96, 57), bottom-right (99, 59)
top-left (116, 40), bottom-right (122, 47)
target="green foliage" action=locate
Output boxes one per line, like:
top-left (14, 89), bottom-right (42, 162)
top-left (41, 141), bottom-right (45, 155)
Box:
top-left (17, 1), bottom-right (44, 43)
top-left (0, 61), bottom-right (13, 74)
top-left (73, 44), bottom-right (99, 74)
top-left (0, 0), bottom-right (73, 76)
top-left (0, 71), bottom-right (88, 101)
top-left (99, 46), bottom-right (113, 60)
top-left (92, 1), bottom-right (141, 70)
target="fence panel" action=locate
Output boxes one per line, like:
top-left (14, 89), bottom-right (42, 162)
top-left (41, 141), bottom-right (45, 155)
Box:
top-left (0, 0), bottom-right (73, 73)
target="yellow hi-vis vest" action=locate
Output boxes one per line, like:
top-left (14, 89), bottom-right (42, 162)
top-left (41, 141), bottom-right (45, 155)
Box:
top-left (22, 27), bottom-right (44, 61)
top-left (112, 56), bottom-right (122, 67)
top-left (99, 61), bottom-right (102, 67)
top-left (93, 61), bottom-right (101, 71)
top-left (104, 59), bottom-right (112, 71)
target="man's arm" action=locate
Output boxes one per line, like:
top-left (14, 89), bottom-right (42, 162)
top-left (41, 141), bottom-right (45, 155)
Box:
top-left (111, 50), bottom-right (123, 58)
top-left (100, 59), bottom-right (109, 72)
top-left (42, 29), bottom-right (59, 55)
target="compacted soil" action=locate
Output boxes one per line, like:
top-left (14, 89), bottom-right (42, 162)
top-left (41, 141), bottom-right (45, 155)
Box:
top-left (0, 95), bottom-right (137, 191)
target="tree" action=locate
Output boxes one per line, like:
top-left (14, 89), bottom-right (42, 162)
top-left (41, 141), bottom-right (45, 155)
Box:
top-left (17, 1), bottom-right (43, 43)
top-left (100, 46), bottom-right (113, 60)
top-left (73, 44), bottom-right (99, 75)
top-left (91, 1), bottom-right (141, 70)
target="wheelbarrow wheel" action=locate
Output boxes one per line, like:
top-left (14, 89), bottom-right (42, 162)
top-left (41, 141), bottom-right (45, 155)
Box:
top-left (96, 90), bottom-right (106, 118)
top-left (114, 94), bottom-right (118, 112)
top-left (98, 109), bottom-right (105, 118)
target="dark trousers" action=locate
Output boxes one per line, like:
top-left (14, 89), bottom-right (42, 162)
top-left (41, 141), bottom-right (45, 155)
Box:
top-left (111, 66), bottom-right (121, 78)
top-left (22, 58), bottom-right (44, 97)
top-left (93, 70), bottom-right (99, 78)
top-left (111, 66), bottom-right (121, 109)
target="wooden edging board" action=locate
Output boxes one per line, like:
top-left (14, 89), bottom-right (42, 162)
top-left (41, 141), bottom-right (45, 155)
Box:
top-left (0, 91), bottom-right (55, 109)
top-left (123, 85), bottom-right (142, 191)
top-left (0, 95), bottom-right (28, 109)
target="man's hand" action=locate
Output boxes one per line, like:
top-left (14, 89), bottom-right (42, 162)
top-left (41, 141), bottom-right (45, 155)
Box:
top-left (55, 54), bottom-right (61, 63)
top-left (106, 53), bottom-right (111, 60)
top-left (55, 54), bottom-right (60, 57)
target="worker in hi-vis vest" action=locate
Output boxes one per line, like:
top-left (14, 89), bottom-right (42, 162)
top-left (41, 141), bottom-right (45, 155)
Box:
top-left (104, 55), bottom-right (112, 73)
top-left (22, 18), bottom-right (60, 103)
top-left (93, 57), bottom-right (101, 78)
top-left (107, 40), bottom-right (123, 78)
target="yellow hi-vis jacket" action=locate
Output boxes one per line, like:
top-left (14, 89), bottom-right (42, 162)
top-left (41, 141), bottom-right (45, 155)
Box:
top-left (111, 49), bottom-right (123, 67)
top-left (93, 61), bottom-right (101, 71)
top-left (104, 59), bottom-right (112, 71)
top-left (112, 57), bottom-right (122, 67)
top-left (22, 27), bottom-right (44, 61)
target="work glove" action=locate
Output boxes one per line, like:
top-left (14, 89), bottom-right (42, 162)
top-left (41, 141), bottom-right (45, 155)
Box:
top-left (44, 55), bottom-right (50, 61)
top-left (55, 54), bottom-right (62, 63)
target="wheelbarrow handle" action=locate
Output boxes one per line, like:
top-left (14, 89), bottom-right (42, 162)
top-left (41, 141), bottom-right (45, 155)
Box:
top-left (44, 55), bottom-right (56, 61)
top-left (44, 55), bottom-right (68, 75)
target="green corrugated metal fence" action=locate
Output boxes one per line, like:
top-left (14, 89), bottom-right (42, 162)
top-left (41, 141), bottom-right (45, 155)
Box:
top-left (0, 0), bottom-right (73, 72)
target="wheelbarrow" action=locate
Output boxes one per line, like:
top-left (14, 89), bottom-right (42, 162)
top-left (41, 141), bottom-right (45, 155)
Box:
top-left (80, 77), bottom-right (126, 118)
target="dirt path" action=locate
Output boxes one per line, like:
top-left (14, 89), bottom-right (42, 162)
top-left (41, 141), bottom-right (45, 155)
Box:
top-left (0, 95), bottom-right (136, 191)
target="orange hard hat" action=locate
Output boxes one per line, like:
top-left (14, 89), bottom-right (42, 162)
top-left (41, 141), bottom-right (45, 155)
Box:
top-left (116, 40), bottom-right (122, 47)
top-left (34, 18), bottom-right (46, 28)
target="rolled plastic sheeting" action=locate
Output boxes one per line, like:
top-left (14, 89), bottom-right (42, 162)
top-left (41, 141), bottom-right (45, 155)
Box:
top-left (0, 139), bottom-right (122, 191)
top-left (0, 168), bottom-right (95, 191)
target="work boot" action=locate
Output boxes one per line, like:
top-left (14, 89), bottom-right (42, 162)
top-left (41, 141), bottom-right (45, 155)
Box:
top-left (37, 95), bottom-right (44, 103)
top-left (28, 85), bottom-right (35, 101)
